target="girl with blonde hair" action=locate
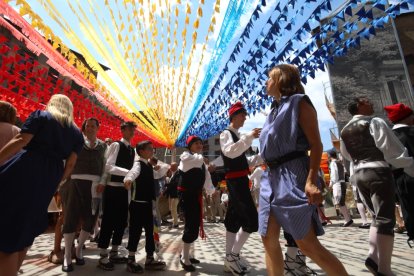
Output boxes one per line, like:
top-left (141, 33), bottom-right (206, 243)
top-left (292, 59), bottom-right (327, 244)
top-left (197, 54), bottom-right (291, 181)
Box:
top-left (0, 94), bottom-right (84, 276)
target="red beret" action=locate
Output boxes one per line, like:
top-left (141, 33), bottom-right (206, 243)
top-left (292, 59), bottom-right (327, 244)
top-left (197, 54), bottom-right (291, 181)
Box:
top-left (384, 103), bottom-right (413, 123)
top-left (186, 135), bottom-right (202, 148)
top-left (229, 102), bottom-right (246, 117)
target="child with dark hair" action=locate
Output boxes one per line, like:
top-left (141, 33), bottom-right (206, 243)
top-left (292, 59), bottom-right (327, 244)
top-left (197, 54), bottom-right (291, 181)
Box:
top-left (97, 121), bottom-right (136, 270)
top-left (123, 140), bottom-right (166, 273)
top-left (178, 136), bottom-right (215, 272)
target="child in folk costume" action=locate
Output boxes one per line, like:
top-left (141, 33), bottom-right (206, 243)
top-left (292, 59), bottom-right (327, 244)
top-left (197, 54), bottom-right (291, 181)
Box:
top-left (123, 141), bottom-right (167, 273)
top-left (178, 136), bottom-right (215, 272)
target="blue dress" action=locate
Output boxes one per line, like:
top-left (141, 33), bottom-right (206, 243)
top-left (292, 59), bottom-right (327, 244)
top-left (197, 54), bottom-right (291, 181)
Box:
top-left (258, 94), bottom-right (324, 240)
top-left (0, 110), bottom-right (83, 253)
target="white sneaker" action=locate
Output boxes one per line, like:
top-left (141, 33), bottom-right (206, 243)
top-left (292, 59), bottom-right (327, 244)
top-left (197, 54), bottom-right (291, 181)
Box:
top-left (239, 254), bottom-right (251, 272)
top-left (284, 259), bottom-right (301, 276)
top-left (224, 254), bottom-right (246, 275)
top-left (295, 254), bottom-right (317, 275)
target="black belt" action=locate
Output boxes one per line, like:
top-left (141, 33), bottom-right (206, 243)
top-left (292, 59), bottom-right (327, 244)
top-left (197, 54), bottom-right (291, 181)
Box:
top-left (265, 151), bottom-right (307, 169)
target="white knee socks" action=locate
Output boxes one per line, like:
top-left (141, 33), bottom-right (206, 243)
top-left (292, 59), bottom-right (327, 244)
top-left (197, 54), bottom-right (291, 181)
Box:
top-left (357, 203), bottom-right (368, 224)
top-left (63, 232), bottom-right (75, 266)
top-left (232, 230), bottom-right (250, 254)
top-left (76, 230), bottom-right (90, 259)
top-left (181, 242), bottom-right (191, 265)
top-left (226, 231), bottom-right (237, 255)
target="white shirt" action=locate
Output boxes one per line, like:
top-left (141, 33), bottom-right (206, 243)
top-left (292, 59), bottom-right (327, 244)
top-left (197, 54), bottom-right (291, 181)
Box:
top-left (178, 151), bottom-right (215, 196)
top-left (124, 157), bottom-right (170, 182)
top-left (153, 162), bottom-right (170, 180)
top-left (220, 126), bottom-right (263, 166)
top-left (341, 115), bottom-right (414, 177)
top-left (249, 167), bottom-right (264, 191)
top-left (105, 138), bottom-right (136, 186)
top-left (221, 193), bottom-right (229, 204)
top-left (393, 123), bottom-right (409, 130)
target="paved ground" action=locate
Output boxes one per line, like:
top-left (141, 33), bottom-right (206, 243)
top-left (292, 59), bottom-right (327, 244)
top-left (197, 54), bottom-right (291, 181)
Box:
top-left (20, 218), bottom-right (414, 276)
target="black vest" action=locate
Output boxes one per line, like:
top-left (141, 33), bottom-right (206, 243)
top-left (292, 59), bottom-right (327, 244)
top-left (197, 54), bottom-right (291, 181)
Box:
top-left (392, 126), bottom-right (414, 177)
top-left (71, 140), bottom-right (106, 176)
top-left (165, 171), bottom-right (180, 198)
top-left (180, 164), bottom-right (206, 194)
top-left (393, 126), bottom-right (414, 157)
top-left (133, 160), bottom-right (155, 202)
top-left (333, 160), bottom-right (345, 181)
top-left (110, 141), bottom-right (135, 183)
top-left (221, 129), bottom-right (249, 172)
top-left (341, 117), bottom-right (385, 163)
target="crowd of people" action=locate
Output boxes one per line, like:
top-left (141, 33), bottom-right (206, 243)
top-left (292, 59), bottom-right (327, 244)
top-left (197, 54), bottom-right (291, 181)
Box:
top-left (0, 64), bottom-right (414, 276)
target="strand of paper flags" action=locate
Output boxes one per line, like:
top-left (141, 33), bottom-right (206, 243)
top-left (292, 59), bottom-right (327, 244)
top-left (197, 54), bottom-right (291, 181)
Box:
top-left (0, 33), bottom-right (164, 146)
top-left (0, 0), bottom-right (412, 147)
top-left (176, 0), bottom-right (413, 146)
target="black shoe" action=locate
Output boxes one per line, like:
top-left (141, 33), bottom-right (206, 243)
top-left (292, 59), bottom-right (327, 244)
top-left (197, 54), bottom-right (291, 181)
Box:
top-left (190, 257), bottom-right (200, 264)
top-left (359, 223), bottom-right (371, 229)
top-left (180, 259), bottom-right (196, 272)
top-left (127, 259), bottom-right (144, 274)
top-left (342, 219), bottom-right (354, 227)
top-left (109, 251), bottom-right (128, 264)
top-left (322, 221), bottom-right (328, 226)
top-left (75, 257), bottom-right (85, 265)
top-left (145, 257), bottom-right (166, 270)
top-left (98, 256), bottom-right (115, 271)
top-left (394, 226), bottom-right (406, 234)
top-left (161, 220), bottom-right (170, 226)
top-left (62, 263), bottom-right (74, 272)
top-left (365, 257), bottom-right (378, 274)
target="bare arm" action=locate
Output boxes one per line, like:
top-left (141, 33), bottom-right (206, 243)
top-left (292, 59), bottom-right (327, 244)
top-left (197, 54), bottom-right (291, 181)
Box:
top-left (298, 99), bottom-right (323, 205)
top-left (60, 152), bottom-right (78, 182)
top-left (0, 133), bottom-right (33, 165)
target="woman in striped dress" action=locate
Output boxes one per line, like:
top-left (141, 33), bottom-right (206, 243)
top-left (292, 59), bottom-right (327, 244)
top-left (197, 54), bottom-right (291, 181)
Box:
top-left (258, 64), bottom-right (348, 276)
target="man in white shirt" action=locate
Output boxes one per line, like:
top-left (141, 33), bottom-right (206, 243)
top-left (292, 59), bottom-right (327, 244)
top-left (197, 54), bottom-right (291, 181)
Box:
top-left (220, 102), bottom-right (262, 275)
top-left (327, 151), bottom-right (353, 227)
top-left (97, 121), bottom-right (137, 271)
top-left (341, 97), bottom-right (414, 276)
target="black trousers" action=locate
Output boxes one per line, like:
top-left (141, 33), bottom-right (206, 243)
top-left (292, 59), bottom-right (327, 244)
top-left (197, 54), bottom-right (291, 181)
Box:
top-left (182, 192), bottom-right (201, 244)
top-left (126, 201), bottom-right (155, 255)
top-left (395, 173), bottom-right (414, 239)
top-left (98, 186), bottom-right (128, 249)
top-left (225, 176), bottom-right (258, 233)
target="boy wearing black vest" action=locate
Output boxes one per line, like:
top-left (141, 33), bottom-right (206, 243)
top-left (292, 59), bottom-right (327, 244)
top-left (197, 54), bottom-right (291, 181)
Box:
top-left (384, 103), bottom-right (414, 244)
top-left (220, 102), bottom-right (262, 275)
top-left (98, 121), bottom-right (136, 271)
top-left (178, 136), bottom-right (215, 272)
top-left (123, 141), bottom-right (167, 273)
